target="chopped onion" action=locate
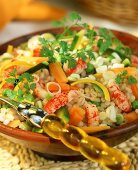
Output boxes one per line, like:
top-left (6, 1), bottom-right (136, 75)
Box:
top-left (46, 82), bottom-right (61, 95)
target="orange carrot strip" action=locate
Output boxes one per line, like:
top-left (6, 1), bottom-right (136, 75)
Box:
top-left (49, 62), bottom-right (68, 83)
top-left (130, 84), bottom-right (138, 100)
top-left (48, 82), bottom-right (78, 92)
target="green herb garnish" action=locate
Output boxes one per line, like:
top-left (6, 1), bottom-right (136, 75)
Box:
top-left (115, 70), bottom-right (138, 85)
top-left (128, 76), bottom-right (138, 84)
top-left (39, 12), bottom-right (132, 69)
top-left (115, 70), bottom-right (128, 84)
top-left (3, 70), bottom-right (36, 103)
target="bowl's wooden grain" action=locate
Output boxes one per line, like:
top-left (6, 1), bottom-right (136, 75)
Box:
top-left (0, 27), bottom-right (138, 160)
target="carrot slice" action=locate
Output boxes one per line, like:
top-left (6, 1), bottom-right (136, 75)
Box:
top-left (48, 82), bottom-right (78, 92)
top-left (69, 105), bottom-right (85, 126)
top-left (124, 111), bottom-right (138, 123)
top-left (49, 62), bottom-right (68, 83)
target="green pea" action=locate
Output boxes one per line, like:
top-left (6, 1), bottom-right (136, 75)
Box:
top-left (131, 100), bottom-right (138, 109)
top-left (116, 114), bottom-right (124, 125)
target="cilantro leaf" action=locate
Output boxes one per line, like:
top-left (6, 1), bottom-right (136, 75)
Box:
top-left (115, 70), bottom-right (128, 84)
top-left (86, 29), bottom-right (96, 39)
top-left (40, 47), bottom-right (56, 63)
top-left (87, 50), bottom-right (95, 60)
top-left (9, 69), bottom-right (17, 77)
top-left (39, 37), bottom-right (48, 46)
top-left (19, 73), bottom-right (34, 82)
top-left (77, 49), bottom-right (87, 61)
top-left (128, 76), bottom-right (138, 84)
top-left (5, 78), bottom-right (16, 84)
top-left (59, 41), bottom-right (68, 53)
top-left (69, 11), bottom-right (81, 22)
top-left (68, 58), bottom-right (76, 68)
top-left (30, 83), bottom-right (36, 90)
top-left (2, 89), bottom-right (17, 100)
top-left (52, 18), bottom-right (66, 27)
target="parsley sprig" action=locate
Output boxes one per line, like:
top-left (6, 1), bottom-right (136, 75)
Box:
top-left (115, 70), bottom-right (128, 84)
top-left (3, 69), bottom-right (36, 103)
top-left (39, 12), bottom-right (132, 69)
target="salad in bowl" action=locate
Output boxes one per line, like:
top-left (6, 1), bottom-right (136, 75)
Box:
top-left (0, 14), bottom-right (138, 133)
top-left (0, 12), bottom-right (138, 170)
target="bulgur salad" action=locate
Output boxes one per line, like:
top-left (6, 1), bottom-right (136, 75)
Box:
top-left (0, 13), bottom-right (138, 133)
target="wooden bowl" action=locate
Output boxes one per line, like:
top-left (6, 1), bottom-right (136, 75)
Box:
top-left (0, 28), bottom-right (138, 160)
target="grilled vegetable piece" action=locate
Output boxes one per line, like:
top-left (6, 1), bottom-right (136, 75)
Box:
top-left (56, 107), bottom-right (70, 124)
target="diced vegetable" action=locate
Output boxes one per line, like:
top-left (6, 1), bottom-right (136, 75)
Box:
top-left (86, 63), bottom-right (95, 74)
top-left (80, 125), bottom-right (110, 134)
top-left (71, 30), bottom-right (85, 50)
top-left (47, 82), bottom-right (78, 92)
top-left (7, 45), bottom-right (13, 54)
top-left (56, 107), bottom-right (70, 124)
top-left (71, 79), bottom-right (110, 101)
top-left (49, 62), bottom-right (68, 83)
top-left (131, 100), bottom-right (138, 109)
top-left (130, 84), bottom-right (138, 100)
top-left (33, 48), bottom-right (41, 57)
top-left (124, 111), bottom-right (138, 123)
top-left (69, 105), bottom-right (85, 126)
top-left (122, 58), bottom-right (131, 67)
top-left (116, 114), bottom-right (124, 125)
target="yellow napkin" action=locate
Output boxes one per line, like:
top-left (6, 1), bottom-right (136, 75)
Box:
top-left (0, 0), bottom-right (66, 29)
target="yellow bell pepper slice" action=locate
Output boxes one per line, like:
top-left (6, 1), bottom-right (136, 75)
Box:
top-left (71, 79), bottom-right (110, 101)
top-left (7, 45), bottom-right (13, 54)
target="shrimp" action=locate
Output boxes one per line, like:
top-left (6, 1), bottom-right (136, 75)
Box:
top-left (43, 90), bottom-right (80, 114)
top-left (43, 92), bottom-right (68, 114)
top-left (108, 82), bottom-right (131, 112)
top-left (83, 102), bottom-right (99, 126)
top-left (63, 59), bottom-right (87, 75)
